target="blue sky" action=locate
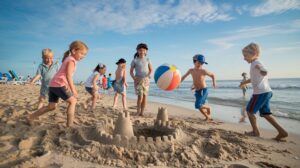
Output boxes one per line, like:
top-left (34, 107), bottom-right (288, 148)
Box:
top-left (0, 0), bottom-right (299, 82)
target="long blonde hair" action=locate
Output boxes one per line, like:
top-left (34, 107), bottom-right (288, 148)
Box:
top-left (62, 40), bottom-right (88, 62)
top-left (242, 42), bottom-right (260, 56)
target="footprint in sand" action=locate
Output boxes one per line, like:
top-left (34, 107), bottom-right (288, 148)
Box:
top-left (227, 164), bottom-right (249, 168)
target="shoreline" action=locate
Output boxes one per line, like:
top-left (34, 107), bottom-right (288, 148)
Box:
top-left (125, 93), bottom-right (300, 135)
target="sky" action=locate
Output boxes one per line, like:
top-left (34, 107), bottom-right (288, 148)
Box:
top-left (0, 0), bottom-right (300, 82)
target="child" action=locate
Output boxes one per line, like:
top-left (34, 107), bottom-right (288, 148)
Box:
top-left (240, 42), bottom-right (288, 140)
top-left (30, 49), bottom-right (59, 110)
top-left (107, 73), bottom-right (112, 90)
top-left (102, 75), bottom-right (107, 90)
top-left (83, 63), bottom-right (106, 112)
top-left (130, 43), bottom-right (153, 116)
top-left (112, 58), bottom-right (128, 111)
top-left (181, 54), bottom-right (216, 121)
top-left (240, 72), bottom-right (248, 98)
top-left (27, 41), bottom-right (88, 127)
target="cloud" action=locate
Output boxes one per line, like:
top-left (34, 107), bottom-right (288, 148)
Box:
top-left (208, 19), bottom-right (300, 49)
top-left (250, 0), bottom-right (300, 16)
top-left (1, 0), bottom-right (233, 35)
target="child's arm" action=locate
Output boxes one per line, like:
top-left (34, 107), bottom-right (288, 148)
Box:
top-left (29, 74), bottom-right (41, 84)
top-left (255, 64), bottom-right (267, 76)
top-left (123, 69), bottom-right (128, 87)
top-left (240, 79), bottom-right (251, 87)
top-left (66, 61), bottom-right (77, 97)
top-left (205, 70), bottom-right (216, 88)
top-left (181, 69), bottom-right (192, 82)
top-left (130, 66), bottom-right (136, 80)
top-left (147, 63), bottom-right (153, 78)
top-left (92, 74), bottom-right (100, 91)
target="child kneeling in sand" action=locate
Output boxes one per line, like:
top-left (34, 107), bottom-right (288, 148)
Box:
top-left (30, 49), bottom-right (59, 110)
top-left (27, 41), bottom-right (88, 127)
top-left (82, 63), bottom-right (106, 112)
top-left (112, 58), bottom-right (128, 111)
top-left (240, 42), bottom-right (288, 141)
top-left (181, 54), bottom-right (216, 121)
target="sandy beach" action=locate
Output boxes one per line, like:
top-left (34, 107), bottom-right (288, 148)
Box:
top-left (0, 85), bottom-right (300, 168)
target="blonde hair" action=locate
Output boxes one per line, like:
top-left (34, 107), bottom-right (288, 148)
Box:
top-left (242, 42), bottom-right (260, 56)
top-left (62, 40), bottom-right (88, 62)
top-left (42, 48), bottom-right (53, 57)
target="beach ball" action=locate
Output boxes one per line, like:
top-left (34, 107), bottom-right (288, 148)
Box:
top-left (154, 64), bottom-right (181, 91)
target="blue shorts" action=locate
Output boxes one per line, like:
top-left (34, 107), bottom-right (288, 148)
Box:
top-left (246, 92), bottom-right (273, 117)
top-left (195, 88), bottom-right (208, 109)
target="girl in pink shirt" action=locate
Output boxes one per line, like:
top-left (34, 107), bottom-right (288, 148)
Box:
top-left (27, 41), bottom-right (88, 127)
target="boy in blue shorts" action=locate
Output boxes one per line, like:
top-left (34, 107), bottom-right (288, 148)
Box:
top-left (181, 54), bottom-right (216, 121)
top-left (240, 43), bottom-right (288, 141)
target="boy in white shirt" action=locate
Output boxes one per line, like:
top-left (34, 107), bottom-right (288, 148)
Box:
top-left (240, 43), bottom-right (288, 141)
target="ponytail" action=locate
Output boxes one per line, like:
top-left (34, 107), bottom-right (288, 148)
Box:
top-left (134, 52), bottom-right (139, 59)
top-left (62, 50), bottom-right (71, 63)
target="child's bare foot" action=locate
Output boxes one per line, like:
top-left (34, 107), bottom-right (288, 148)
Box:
top-left (245, 131), bottom-right (260, 137)
top-left (81, 102), bottom-right (87, 110)
top-left (273, 131), bottom-right (288, 141)
top-left (25, 116), bottom-right (33, 126)
top-left (203, 117), bottom-right (213, 122)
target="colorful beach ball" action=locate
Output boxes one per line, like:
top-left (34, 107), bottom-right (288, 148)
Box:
top-left (154, 64), bottom-right (181, 91)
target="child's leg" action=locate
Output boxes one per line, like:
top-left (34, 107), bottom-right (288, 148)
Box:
top-left (246, 112), bottom-right (260, 136)
top-left (202, 105), bottom-right (211, 115)
top-left (137, 95), bottom-right (143, 115)
top-left (113, 93), bottom-right (118, 108)
top-left (140, 94), bottom-right (147, 116)
top-left (121, 93), bottom-right (127, 111)
top-left (91, 92), bottom-right (98, 111)
top-left (263, 115), bottom-right (288, 140)
top-left (27, 102), bottom-right (57, 123)
top-left (37, 96), bottom-right (46, 110)
top-left (65, 96), bottom-right (77, 127)
top-left (199, 107), bottom-right (210, 121)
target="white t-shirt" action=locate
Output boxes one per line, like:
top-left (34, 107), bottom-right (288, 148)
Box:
top-left (250, 60), bottom-right (272, 94)
top-left (85, 72), bottom-right (99, 88)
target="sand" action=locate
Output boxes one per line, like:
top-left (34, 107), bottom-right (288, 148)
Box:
top-left (0, 85), bottom-right (299, 168)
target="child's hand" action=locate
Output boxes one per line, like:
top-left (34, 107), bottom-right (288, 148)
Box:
top-left (239, 82), bottom-right (243, 88)
top-left (73, 90), bottom-right (78, 98)
top-left (125, 82), bottom-right (128, 88)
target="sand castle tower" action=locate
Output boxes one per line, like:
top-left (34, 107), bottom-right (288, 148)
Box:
top-left (155, 107), bottom-right (169, 126)
top-left (113, 111), bottom-right (134, 138)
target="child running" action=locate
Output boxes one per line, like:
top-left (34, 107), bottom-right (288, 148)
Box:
top-left (83, 63), bottom-right (106, 112)
top-left (240, 42), bottom-right (288, 141)
top-left (112, 58), bottom-right (128, 111)
top-left (240, 72), bottom-right (248, 98)
top-left (30, 49), bottom-right (59, 110)
top-left (130, 43), bottom-right (153, 116)
top-left (27, 41), bottom-right (88, 127)
top-left (102, 75), bottom-right (107, 90)
top-left (181, 54), bottom-right (216, 121)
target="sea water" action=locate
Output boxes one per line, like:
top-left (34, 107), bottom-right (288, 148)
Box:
top-left (126, 78), bottom-right (300, 122)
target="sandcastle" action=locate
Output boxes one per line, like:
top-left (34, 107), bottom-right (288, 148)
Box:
top-left (95, 107), bottom-right (184, 148)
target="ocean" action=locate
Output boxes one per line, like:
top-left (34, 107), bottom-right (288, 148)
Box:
top-left (125, 78), bottom-right (300, 122)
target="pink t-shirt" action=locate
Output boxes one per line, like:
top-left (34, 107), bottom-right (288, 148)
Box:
top-left (49, 56), bottom-right (77, 87)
